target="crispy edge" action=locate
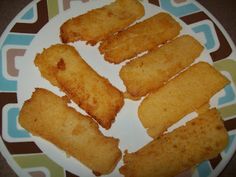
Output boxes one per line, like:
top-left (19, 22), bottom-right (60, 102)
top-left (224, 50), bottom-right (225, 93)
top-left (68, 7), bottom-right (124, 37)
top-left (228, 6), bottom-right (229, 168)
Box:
top-left (55, 53), bottom-right (124, 129)
top-left (34, 44), bottom-right (76, 87)
top-left (57, 71), bottom-right (125, 129)
top-left (34, 51), bottom-right (59, 87)
top-left (120, 108), bottom-right (228, 177)
top-left (119, 35), bottom-right (204, 98)
top-left (60, 0), bottom-right (145, 44)
top-left (34, 44), bottom-right (124, 129)
top-left (19, 88), bottom-right (122, 175)
top-left (99, 12), bottom-right (182, 63)
top-left (138, 62), bottom-right (230, 138)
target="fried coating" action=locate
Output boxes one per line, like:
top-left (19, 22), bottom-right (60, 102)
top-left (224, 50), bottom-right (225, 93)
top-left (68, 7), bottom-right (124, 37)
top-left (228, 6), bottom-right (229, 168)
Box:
top-left (34, 44), bottom-right (124, 129)
top-left (19, 88), bottom-right (122, 175)
top-left (60, 0), bottom-right (144, 45)
top-left (120, 35), bottom-right (204, 98)
top-left (138, 62), bottom-right (229, 138)
top-left (120, 108), bottom-right (228, 177)
top-left (99, 12), bottom-right (182, 63)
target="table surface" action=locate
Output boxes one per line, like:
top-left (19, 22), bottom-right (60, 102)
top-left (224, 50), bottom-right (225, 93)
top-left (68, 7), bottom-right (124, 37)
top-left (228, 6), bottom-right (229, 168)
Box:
top-left (0, 0), bottom-right (236, 177)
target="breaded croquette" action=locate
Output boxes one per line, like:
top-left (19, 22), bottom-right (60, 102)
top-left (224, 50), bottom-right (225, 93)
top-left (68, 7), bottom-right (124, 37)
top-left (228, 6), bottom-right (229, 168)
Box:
top-left (99, 12), bottom-right (182, 63)
top-left (19, 88), bottom-right (122, 175)
top-left (120, 108), bottom-right (228, 177)
top-left (138, 62), bottom-right (229, 138)
top-left (120, 35), bottom-right (204, 98)
top-left (60, 0), bottom-right (144, 45)
top-left (34, 44), bottom-right (124, 129)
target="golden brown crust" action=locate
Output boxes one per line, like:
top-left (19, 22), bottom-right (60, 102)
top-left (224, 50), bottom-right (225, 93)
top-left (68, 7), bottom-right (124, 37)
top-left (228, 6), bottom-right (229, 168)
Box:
top-left (34, 44), bottom-right (124, 129)
top-left (34, 52), bottom-right (60, 87)
top-left (120, 108), bottom-right (228, 177)
top-left (138, 62), bottom-right (230, 138)
top-left (60, 0), bottom-right (145, 45)
top-left (123, 91), bottom-right (141, 101)
top-left (19, 88), bottom-right (122, 175)
top-left (99, 12), bottom-right (182, 63)
top-left (120, 35), bottom-right (204, 98)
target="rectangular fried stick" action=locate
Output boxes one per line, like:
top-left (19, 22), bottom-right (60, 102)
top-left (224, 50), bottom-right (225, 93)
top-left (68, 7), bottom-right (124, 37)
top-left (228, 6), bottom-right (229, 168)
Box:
top-left (19, 88), bottom-right (122, 175)
top-left (34, 44), bottom-right (124, 129)
top-left (60, 0), bottom-right (144, 45)
top-left (120, 108), bottom-right (228, 177)
top-left (138, 62), bottom-right (229, 138)
top-left (99, 12), bottom-right (182, 64)
top-left (120, 35), bottom-right (204, 98)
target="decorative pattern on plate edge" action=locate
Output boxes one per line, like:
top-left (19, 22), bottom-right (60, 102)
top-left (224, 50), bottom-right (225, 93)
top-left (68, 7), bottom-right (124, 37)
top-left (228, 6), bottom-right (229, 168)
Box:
top-left (0, 0), bottom-right (235, 177)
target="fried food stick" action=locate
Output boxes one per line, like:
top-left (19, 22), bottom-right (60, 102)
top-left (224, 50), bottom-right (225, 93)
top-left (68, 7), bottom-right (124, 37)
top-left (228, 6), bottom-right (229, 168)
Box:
top-left (138, 62), bottom-right (229, 138)
top-left (19, 88), bottom-right (122, 175)
top-left (34, 44), bottom-right (124, 129)
top-left (99, 12), bottom-right (182, 64)
top-left (120, 108), bottom-right (228, 177)
top-left (120, 35), bottom-right (204, 98)
top-left (60, 0), bottom-right (144, 45)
